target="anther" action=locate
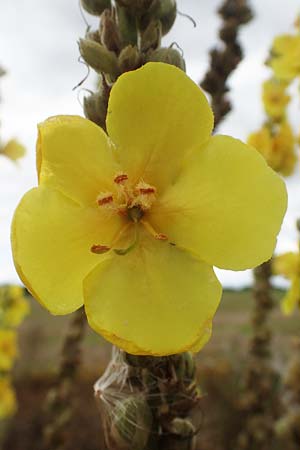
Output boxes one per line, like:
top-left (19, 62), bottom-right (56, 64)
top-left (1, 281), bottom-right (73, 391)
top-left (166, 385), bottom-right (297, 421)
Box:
top-left (97, 193), bottom-right (113, 206)
top-left (155, 233), bottom-right (168, 241)
top-left (139, 187), bottom-right (156, 195)
top-left (91, 244), bottom-right (111, 254)
top-left (114, 173), bottom-right (128, 184)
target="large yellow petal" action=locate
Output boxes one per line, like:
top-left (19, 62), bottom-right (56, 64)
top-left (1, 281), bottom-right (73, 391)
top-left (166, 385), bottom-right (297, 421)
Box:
top-left (12, 186), bottom-right (122, 314)
top-left (106, 62), bottom-right (213, 192)
top-left (272, 252), bottom-right (299, 278)
top-left (84, 233), bottom-right (222, 356)
top-left (37, 115), bottom-right (119, 207)
top-left (149, 135), bottom-right (287, 270)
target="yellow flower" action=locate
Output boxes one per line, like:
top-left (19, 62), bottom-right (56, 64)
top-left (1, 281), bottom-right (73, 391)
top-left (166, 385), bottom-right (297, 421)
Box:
top-left (269, 34), bottom-right (300, 82)
top-left (0, 139), bottom-right (26, 162)
top-left (272, 252), bottom-right (300, 314)
top-left (262, 79), bottom-right (290, 120)
top-left (0, 330), bottom-right (18, 371)
top-left (248, 122), bottom-right (296, 176)
top-left (1, 286), bottom-right (29, 328)
top-left (248, 126), bottom-right (272, 161)
top-left (0, 377), bottom-right (17, 420)
top-left (11, 63), bottom-right (287, 356)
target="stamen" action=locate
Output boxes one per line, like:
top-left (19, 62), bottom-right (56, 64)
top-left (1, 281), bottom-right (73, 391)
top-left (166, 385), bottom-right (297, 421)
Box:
top-left (139, 187), bottom-right (156, 195)
top-left (91, 244), bottom-right (111, 254)
top-left (97, 192), bottom-right (114, 206)
top-left (90, 223), bottom-right (132, 256)
top-left (114, 173), bottom-right (128, 184)
top-left (141, 220), bottom-right (168, 241)
top-left (114, 225), bottom-right (139, 256)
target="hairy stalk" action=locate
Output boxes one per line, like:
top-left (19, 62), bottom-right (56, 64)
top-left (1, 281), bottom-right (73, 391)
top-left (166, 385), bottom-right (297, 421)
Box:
top-left (235, 260), bottom-right (280, 450)
top-left (201, 0), bottom-right (253, 130)
top-left (78, 1), bottom-right (202, 449)
top-left (41, 308), bottom-right (86, 450)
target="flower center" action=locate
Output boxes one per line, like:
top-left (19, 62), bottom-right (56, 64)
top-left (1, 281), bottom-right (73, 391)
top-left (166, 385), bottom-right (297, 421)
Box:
top-left (91, 173), bottom-right (168, 256)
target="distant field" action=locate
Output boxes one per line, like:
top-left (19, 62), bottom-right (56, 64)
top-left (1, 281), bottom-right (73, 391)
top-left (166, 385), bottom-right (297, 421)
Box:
top-left (15, 288), bottom-right (300, 378)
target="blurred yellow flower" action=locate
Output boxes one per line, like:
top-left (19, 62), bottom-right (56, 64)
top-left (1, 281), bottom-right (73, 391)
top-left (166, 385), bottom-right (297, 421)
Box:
top-left (272, 252), bottom-right (300, 314)
top-left (11, 63), bottom-right (287, 356)
top-left (0, 330), bottom-right (18, 371)
top-left (262, 79), bottom-right (290, 120)
top-left (248, 122), bottom-right (296, 176)
top-left (0, 139), bottom-right (26, 162)
top-left (0, 286), bottom-right (29, 328)
top-left (269, 34), bottom-right (300, 82)
top-left (0, 378), bottom-right (17, 420)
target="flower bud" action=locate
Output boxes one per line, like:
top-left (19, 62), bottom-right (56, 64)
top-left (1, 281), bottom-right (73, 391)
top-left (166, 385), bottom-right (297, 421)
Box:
top-left (118, 45), bottom-right (141, 72)
top-left (83, 91), bottom-right (108, 129)
top-left (116, 6), bottom-right (138, 46)
top-left (99, 9), bottom-right (121, 52)
top-left (80, 0), bottom-right (111, 16)
top-left (109, 396), bottom-right (152, 450)
top-left (140, 20), bottom-right (161, 52)
top-left (116, 0), bottom-right (155, 12)
top-left (146, 47), bottom-right (185, 71)
top-left (154, 0), bottom-right (177, 36)
top-left (79, 38), bottom-right (120, 78)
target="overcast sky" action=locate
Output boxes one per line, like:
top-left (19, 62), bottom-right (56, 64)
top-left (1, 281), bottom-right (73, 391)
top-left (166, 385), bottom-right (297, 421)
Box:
top-left (0, 0), bottom-right (299, 287)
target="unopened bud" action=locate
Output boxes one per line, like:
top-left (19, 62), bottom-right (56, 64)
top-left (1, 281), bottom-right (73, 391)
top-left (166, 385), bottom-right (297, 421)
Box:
top-left (99, 9), bottom-right (121, 52)
top-left (146, 47), bottom-right (185, 71)
top-left (140, 20), bottom-right (161, 52)
top-left (83, 91), bottom-right (108, 129)
top-left (154, 0), bottom-right (177, 35)
top-left (116, 6), bottom-right (138, 46)
top-left (80, 0), bottom-right (111, 16)
top-left (116, 0), bottom-right (155, 12)
top-left (109, 396), bottom-right (152, 450)
top-left (79, 39), bottom-right (120, 78)
top-left (118, 45), bottom-right (141, 72)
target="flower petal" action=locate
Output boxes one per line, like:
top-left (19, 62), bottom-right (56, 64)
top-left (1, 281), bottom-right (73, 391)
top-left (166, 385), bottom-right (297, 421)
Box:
top-left (12, 186), bottom-right (122, 314)
top-left (149, 135), bottom-right (287, 270)
top-left (37, 115), bottom-right (119, 206)
top-left (106, 62), bottom-right (213, 192)
top-left (84, 233), bottom-right (222, 356)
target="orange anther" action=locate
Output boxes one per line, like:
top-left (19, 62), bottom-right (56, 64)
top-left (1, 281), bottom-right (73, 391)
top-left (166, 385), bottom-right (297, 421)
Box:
top-left (155, 233), bottom-right (168, 241)
top-left (97, 195), bottom-right (113, 206)
top-left (91, 244), bottom-right (110, 254)
top-left (139, 187), bottom-right (156, 195)
top-left (114, 174), bottom-right (128, 184)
